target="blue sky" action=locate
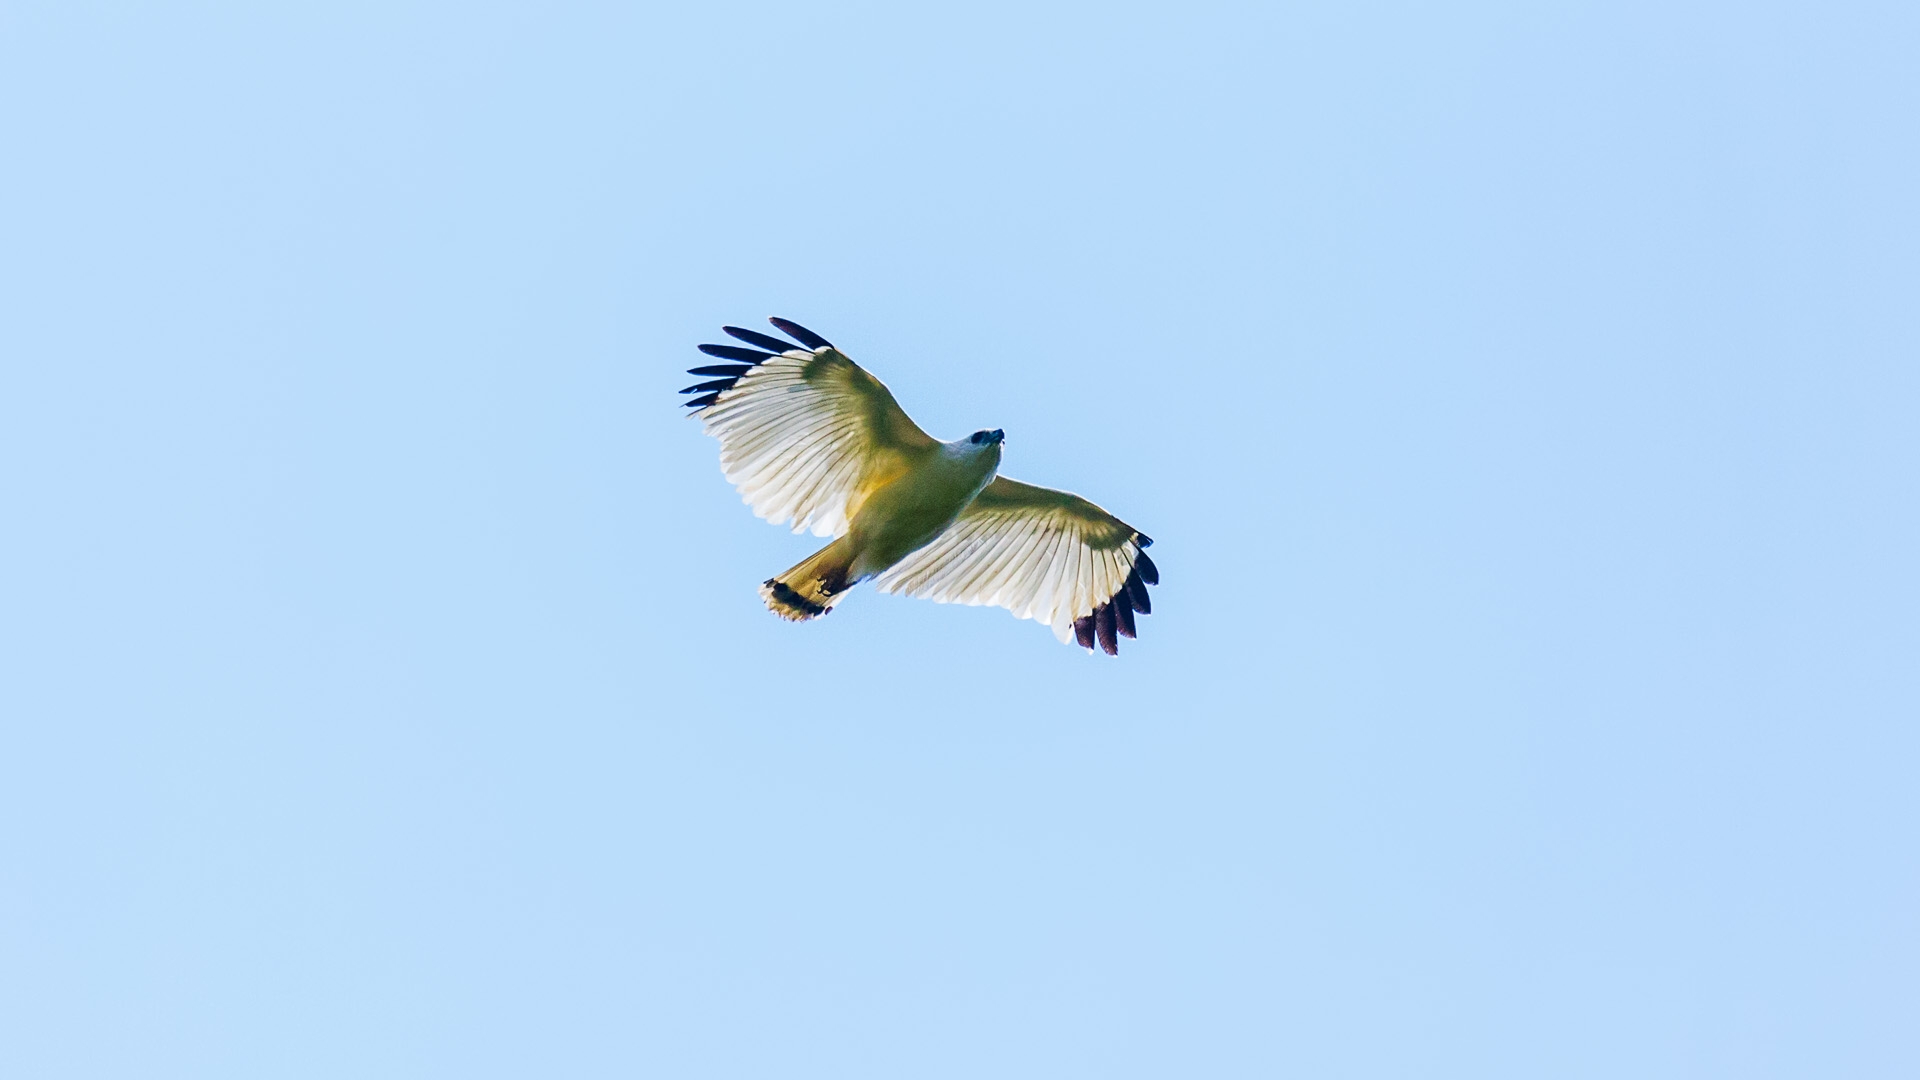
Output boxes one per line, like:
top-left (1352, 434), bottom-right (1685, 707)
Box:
top-left (3, 2), bottom-right (1916, 1076)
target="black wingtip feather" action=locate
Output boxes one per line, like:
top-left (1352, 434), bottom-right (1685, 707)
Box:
top-left (724, 325), bottom-right (802, 353)
top-left (1073, 615), bottom-right (1096, 650)
top-left (1126, 568), bottom-right (1151, 614)
top-left (684, 391), bottom-right (720, 409)
top-left (1114, 598), bottom-right (1137, 639)
top-left (1134, 550), bottom-right (1159, 586)
top-left (698, 343), bottom-right (775, 363)
top-left (687, 364), bottom-right (752, 378)
top-left (680, 378), bottom-right (736, 394)
top-left (768, 317), bottom-right (832, 350)
top-left (1095, 604), bottom-right (1119, 655)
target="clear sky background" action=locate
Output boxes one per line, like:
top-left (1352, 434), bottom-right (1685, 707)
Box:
top-left (3, 2), bottom-right (1916, 1077)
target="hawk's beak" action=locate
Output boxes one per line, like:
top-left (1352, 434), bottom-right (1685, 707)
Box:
top-left (990, 429), bottom-right (1005, 445)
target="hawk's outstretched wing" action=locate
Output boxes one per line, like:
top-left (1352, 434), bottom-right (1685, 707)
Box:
top-left (682, 318), bottom-right (938, 538)
top-left (873, 476), bottom-right (1157, 654)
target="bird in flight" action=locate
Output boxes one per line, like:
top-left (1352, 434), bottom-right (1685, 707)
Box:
top-left (680, 317), bottom-right (1157, 655)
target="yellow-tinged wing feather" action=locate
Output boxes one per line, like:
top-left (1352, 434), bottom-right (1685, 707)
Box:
top-left (873, 476), bottom-right (1157, 654)
top-left (689, 333), bottom-right (938, 538)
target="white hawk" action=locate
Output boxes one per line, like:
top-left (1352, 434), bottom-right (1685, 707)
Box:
top-left (681, 318), bottom-right (1157, 655)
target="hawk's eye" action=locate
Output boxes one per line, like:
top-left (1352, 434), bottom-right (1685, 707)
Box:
top-left (970, 432), bottom-right (985, 444)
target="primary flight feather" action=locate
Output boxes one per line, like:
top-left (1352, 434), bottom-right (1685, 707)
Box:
top-left (680, 318), bottom-right (1157, 655)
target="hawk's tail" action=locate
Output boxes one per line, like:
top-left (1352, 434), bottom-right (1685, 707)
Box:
top-left (760, 537), bottom-right (856, 622)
